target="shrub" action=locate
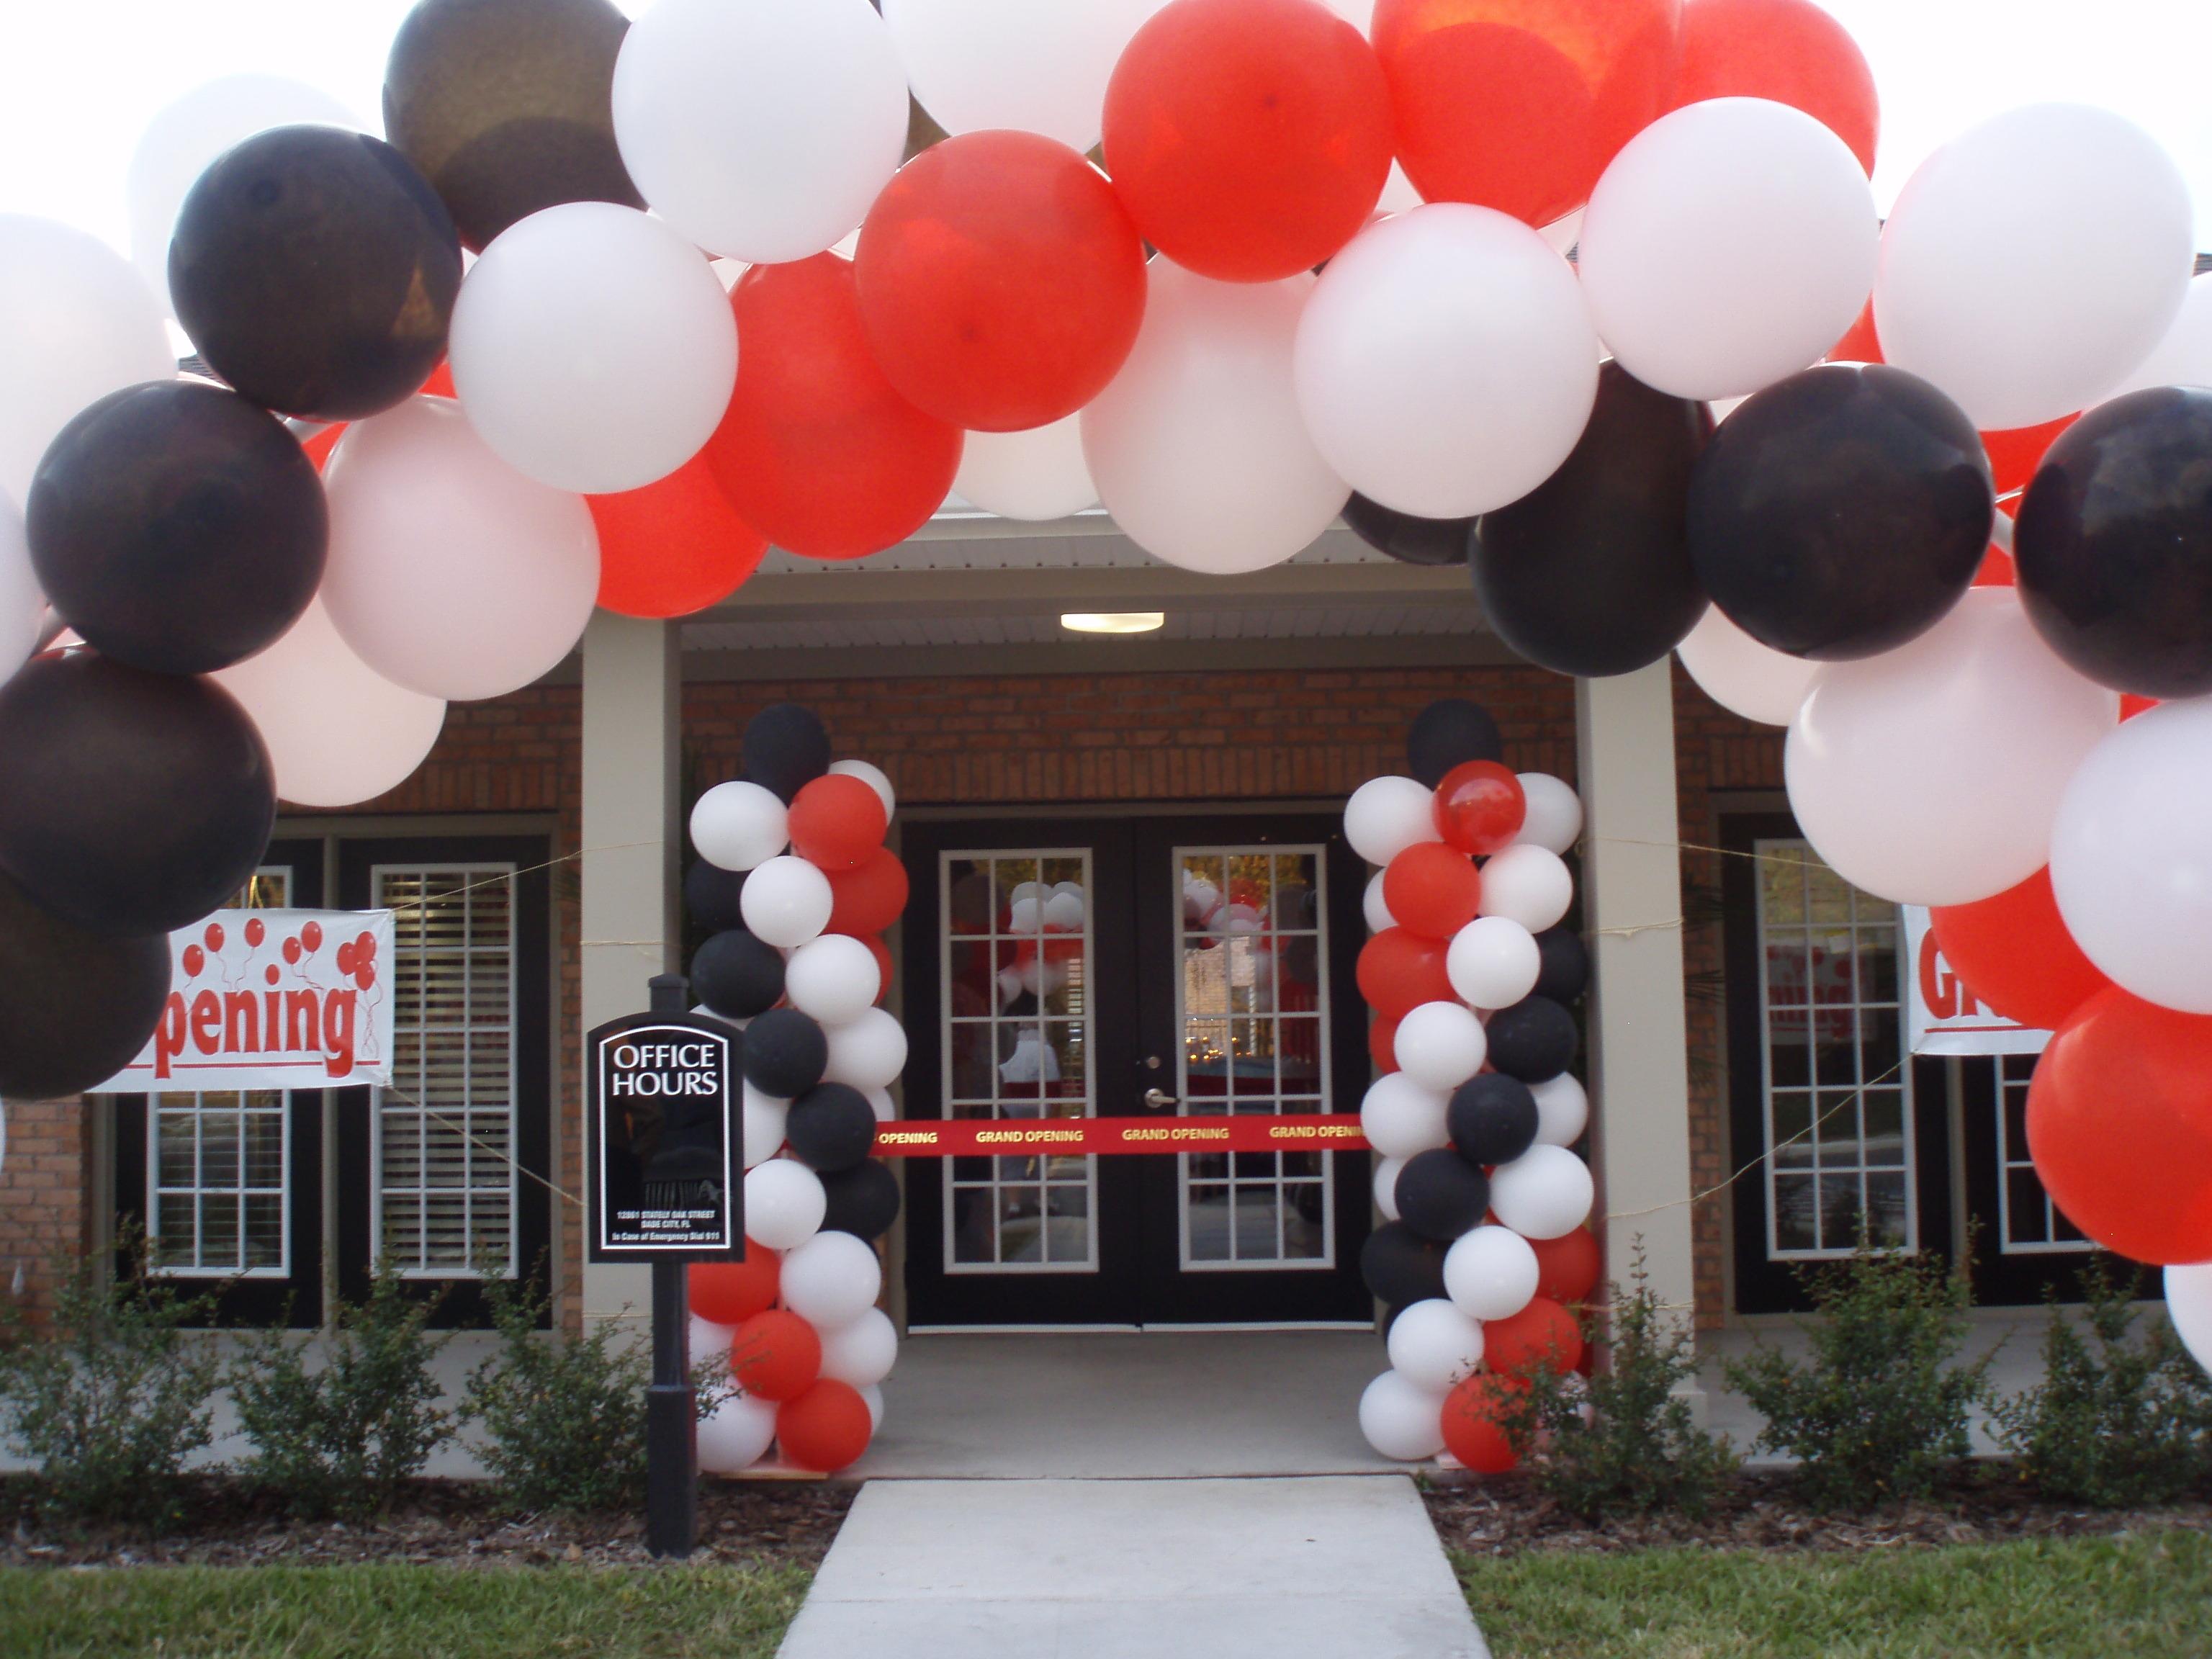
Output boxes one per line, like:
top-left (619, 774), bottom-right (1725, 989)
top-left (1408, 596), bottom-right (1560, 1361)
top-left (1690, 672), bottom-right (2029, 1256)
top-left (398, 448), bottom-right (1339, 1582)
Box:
top-left (1501, 1245), bottom-right (1737, 1519)
top-left (1994, 1259), bottom-right (2212, 1507)
top-left (230, 1259), bottom-right (451, 1519)
top-left (0, 1243), bottom-right (222, 1525)
top-left (1725, 1246), bottom-right (1989, 1510)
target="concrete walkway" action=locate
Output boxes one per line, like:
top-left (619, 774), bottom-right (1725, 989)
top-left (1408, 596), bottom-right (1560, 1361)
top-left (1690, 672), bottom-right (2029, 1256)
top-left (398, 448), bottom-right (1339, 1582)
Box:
top-left (778, 1475), bottom-right (1488, 1659)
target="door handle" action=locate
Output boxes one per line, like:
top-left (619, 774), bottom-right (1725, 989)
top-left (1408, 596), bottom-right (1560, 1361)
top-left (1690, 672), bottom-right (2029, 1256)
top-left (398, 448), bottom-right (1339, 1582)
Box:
top-left (1143, 1088), bottom-right (1179, 1110)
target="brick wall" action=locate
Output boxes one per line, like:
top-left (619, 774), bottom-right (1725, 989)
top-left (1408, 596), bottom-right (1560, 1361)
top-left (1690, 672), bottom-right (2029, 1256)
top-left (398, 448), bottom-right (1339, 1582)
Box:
top-left (0, 1100), bottom-right (93, 1325)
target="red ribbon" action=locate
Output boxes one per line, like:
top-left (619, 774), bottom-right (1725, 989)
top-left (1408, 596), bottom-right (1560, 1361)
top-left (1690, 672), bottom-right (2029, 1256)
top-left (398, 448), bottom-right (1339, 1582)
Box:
top-left (871, 1114), bottom-right (1370, 1157)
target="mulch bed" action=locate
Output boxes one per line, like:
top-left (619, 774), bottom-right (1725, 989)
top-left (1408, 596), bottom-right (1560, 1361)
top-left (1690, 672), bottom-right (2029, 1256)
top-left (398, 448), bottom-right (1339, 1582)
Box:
top-left (1424, 1466), bottom-right (2212, 1557)
top-left (0, 1475), bottom-right (855, 1570)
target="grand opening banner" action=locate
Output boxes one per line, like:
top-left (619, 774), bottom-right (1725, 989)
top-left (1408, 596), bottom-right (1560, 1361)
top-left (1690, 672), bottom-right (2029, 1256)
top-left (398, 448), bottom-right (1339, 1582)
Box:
top-left (1901, 905), bottom-right (2049, 1058)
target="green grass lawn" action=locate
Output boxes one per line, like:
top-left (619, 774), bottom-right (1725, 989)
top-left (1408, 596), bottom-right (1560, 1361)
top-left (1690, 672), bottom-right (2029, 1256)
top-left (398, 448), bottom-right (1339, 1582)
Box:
top-left (1459, 1528), bottom-right (2212, 1659)
top-left (0, 1562), bottom-right (812, 1659)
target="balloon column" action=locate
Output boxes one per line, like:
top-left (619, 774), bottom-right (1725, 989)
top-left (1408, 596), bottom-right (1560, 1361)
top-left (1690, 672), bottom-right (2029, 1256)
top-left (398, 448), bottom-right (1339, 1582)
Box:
top-left (1347, 698), bottom-right (1601, 1466)
top-left (680, 703), bottom-right (907, 1475)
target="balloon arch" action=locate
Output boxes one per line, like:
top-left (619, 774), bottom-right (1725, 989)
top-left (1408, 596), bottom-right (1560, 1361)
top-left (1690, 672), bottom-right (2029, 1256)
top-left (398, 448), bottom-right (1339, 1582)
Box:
top-left (1, 0), bottom-right (2210, 1421)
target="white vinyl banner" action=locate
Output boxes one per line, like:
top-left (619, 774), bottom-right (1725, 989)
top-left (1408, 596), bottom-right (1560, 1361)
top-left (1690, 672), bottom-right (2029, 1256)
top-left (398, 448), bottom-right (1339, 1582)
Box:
top-left (89, 909), bottom-right (397, 1094)
top-left (1901, 905), bottom-right (2050, 1058)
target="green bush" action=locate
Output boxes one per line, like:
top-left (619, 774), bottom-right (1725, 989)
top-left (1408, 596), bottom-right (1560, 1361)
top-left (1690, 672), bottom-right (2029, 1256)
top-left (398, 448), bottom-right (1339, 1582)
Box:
top-left (0, 1244), bottom-right (222, 1525)
top-left (1994, 1260), bottom-right (2212, 1507)
top-left (1725, 1246), bottom-right (1990, 1510)
top-left (230, 1260), bottom-right (451, 1519)
top-left (1501, 1245), bottom-right (1737, 1519)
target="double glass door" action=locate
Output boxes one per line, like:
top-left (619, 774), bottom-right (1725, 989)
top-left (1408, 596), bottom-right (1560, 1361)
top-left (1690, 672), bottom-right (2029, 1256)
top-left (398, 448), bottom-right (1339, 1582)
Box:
top-left (902, 814), bottom-right (1372, 1327)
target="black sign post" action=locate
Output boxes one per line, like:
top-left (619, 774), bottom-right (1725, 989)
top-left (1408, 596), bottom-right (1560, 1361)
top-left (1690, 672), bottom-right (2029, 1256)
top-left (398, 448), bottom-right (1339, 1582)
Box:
top-left (585, 974), bottom-right (742, 1561)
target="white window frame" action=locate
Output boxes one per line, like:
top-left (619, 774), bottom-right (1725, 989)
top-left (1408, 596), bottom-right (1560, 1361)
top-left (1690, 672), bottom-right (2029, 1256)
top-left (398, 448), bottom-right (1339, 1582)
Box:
top-left (1995, 1055), bottom-right (2090, 1256)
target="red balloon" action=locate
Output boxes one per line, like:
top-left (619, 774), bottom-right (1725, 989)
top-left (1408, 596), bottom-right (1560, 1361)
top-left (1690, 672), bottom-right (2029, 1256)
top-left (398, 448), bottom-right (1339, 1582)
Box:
top-left (856, 130), bottom-right (1147, 431)
top-left (689, 1244), bottom-right (782, 1327)
top-left (301, 422), bottom-right (345, 472)
top-left (1673, 0), bottom-right (1879, 174)
top-left (826, 848), bottom-right (912, 938)
top-left (1441, 1372), bottom-right (1524, 1473)
top-left (1483, 1295), bottom-right (1584, 1377)
top-left (1372, 0), bottom-right (1678, 228)
top-left (1370, 1013), bottom-right (1401, 1074)
top-left (1103, 0), bottom-right (1395, 282)
top-left (862, 933), bottom-right (894, 1001)
top-left (2122, 696), bottom-right (2159, 721)
top-left (704, 254), bottom-right (963, 562)
top-left (1382, 843), bottom-right (1483, 941)
top-left (300, 920), bottom-right (322, 953)
top-left (2028, 989), bottom-right (2212, 1265)
top-left (1827, 297), bottom-right (1881, 364)
top-left (1357, 926), bottom-right (1456, 1018)
top-left (356, 963), bottom-right (376, 992)
top-left (1982, 413), bottom-right (2079, 498)
top-left (244, 917), bottom-right (265, 947)
top-left (282, 938), bottom-right (301, 965)
top-left (727, 1309), bottom-right (822, 1402)
top-left (1972, 544), bottom-right (2015, 588)
top-left (775, 1377), bottom-right (873, 1473)
top-left (1929, 867), bottom-right (2110, 1033)
top-left (588, 451), bottom-right (769, 619)
top-left (787, 774), bottom-right (890, 873)
top-left (1529, 1226), bottom-right (1602, 1305)
top-left (181, 943), bottom-right (205, 977)
top-left (1434, 760), bottom-right (1526, 856)
top-left (204, 922), bottom-right (225, 951)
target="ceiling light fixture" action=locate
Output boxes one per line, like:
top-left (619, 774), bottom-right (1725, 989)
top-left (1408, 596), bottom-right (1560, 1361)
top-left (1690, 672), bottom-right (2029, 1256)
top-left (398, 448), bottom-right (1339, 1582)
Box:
top-left (1060, 612), bottom-right (1165, 635)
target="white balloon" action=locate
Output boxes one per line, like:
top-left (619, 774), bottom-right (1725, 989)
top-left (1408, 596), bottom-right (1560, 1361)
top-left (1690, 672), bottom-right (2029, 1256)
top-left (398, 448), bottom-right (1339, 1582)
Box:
top-left (883, 0), bottom-right (1166, 153)
top-left (742, 1082), bottom-right (791, 1170)
top-left (785, 935), bottom-right (884, 1026)
top-left (739, 855), bottom-right (835, 949)
top-left (611, 0), bottom-right (907, 264)
top-left (1042, 891), bottom-right (1086, 932)
top-left (1874, 104), bottom-right (2194, 431)
top-left (1372, 1154), bottom-right (1406, 1221)
top-left (819, 1306), bottom-right (899, 1388)
top-left (863, 1086), bottom-right (897, 1124)
top-left (1488, 1144), bottom-right (1594, 1240)
top-left (744, 1158), bottom-right (827, 1250)
top-left (1786, 590), bottom-right (2118, 907)
top-left (778, 1230), bottom-right (883, 1328)
top-left (1529, 1073), bottom-right (1589, 1148)
top-left (687, 1313), bottom-right (735, 1380)
top-left (953, 416), bottom-right (1100, 521)
top-left (698, 1389), bottom-right (779, 1473)
top-left (1395, 1002), bottom-right (1488, 1094)
top-left (822, 1006), bottom-right (909, 1090)
top-left (2108, 272), bottom-right (2212, 397)
top-left (126, 76), bottom-right (359, 314)
top-left (1447, 916), bottom-right (1541, 1010)
top-left (1476, 845), bottom-right (1573, 934)
top-left (1358, 1368), bottom-right (1447, 1462)
top-left (0, 491), bottom-right (44, 680)
top-left (1082, 261), bottom-right (1348, 575)
top-left (1444, 1226), bottom-right (1542, 1322)
top-left (1514, 775), bottom-right (1583, 858)
top-left (2167, 1262), bottom-right (2212, 1377)
top-left (1345, 775), bottom-right (1442, 868)
top-left (1293, 204), bottom-right (1599, 518)
top-left (691, 781), bottom-right (789, 872)
top-left (860, 1383), bottom-right (886, 1431)
top-left (1678, 604), bottom-right (1825, 726)
top-left (2049, 698), bottom-right (2212, 1013)
top-left (1360, 1074), bottom-right (1448, 1160)
top-left (448, 202), bottom-right (737, 493)
top-left (1580, 99), bottom-right (1877, 402)
top-left (1362, 871), bottom-right (1397, 935)
top-left (1388, 1298), bottom-right (1487, 1393)
top-left (828, 758), bottom-right (896, 820)
top-left (0, 215), bottom-right (174, 505)
top-left (212, 598), bottom-right (446, 808)
top-left (320, 397), bottom-right (598, 701)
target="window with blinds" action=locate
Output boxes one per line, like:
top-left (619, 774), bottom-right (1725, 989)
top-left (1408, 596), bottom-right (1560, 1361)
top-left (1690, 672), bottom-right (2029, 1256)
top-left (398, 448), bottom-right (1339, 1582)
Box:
top-left (373, 864), bottom-right (518, 1278)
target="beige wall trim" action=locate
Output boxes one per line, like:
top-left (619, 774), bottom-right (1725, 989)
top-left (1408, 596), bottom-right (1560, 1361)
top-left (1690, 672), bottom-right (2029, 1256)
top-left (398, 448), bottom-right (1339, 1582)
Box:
top-left (681, 632), bottom-right (1516, 683)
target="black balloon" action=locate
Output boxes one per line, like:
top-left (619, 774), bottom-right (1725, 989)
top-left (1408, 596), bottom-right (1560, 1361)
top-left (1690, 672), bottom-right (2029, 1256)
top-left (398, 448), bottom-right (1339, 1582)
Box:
top-left (1360, 1220), bottom-right (1448, 1307)
top-left (684, 859), bottom-right (748, 935)
top-left (170, 126), bottom-right (462, 421)
top-left (2015, 387), bottom-right (2212, 699)
top-left (785, 1082), bottom-right (878, 1173)
top-left (820, 1158), bottom-right (902, 1241)
top-left (743, 1007), bottom-right (828, 1099)
top-left (691, 928), bottom-right (784, 1022)
top-left (1473, 362), bottom-right (1712, 676)
top-left (27, 382), bottom-right (326, 675)
top-left (1687, 363), bottom-right (1992, 660)
top-left (0, 653), bottom-right (274, 936)
top-left (1406, 698), bottom-right (1503, 787)
top-left (385, 0), bottom-right (644, 251)
top-left (1342, 492), bottom-right (1472, 567)
top-left (742, 703), bottom-right (832, 804)
top-left (1447, 1074), bottom-right (1539, 1167)
top-left (1532, 927), bottom-right (1589, 1006)
top-left (1395, 1147), bottom-right (1491, 1243)
top-left (0, 868), bottom-right (173, 1100)
top-left (1485, 995), bottom-right (1580, 1083)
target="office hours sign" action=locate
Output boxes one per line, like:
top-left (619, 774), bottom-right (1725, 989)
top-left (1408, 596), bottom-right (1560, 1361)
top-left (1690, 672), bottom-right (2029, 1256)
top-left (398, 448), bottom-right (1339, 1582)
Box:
top-left (587, 1012), bottom-right (743, 1262)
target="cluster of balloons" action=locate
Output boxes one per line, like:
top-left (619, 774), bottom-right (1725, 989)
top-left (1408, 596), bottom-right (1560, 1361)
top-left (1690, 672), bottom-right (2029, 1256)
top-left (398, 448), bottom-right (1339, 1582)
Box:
top-left (680, 703), bottom-right (907, 1475)
top-left (1346, 698), bottom-right (1604, 1467)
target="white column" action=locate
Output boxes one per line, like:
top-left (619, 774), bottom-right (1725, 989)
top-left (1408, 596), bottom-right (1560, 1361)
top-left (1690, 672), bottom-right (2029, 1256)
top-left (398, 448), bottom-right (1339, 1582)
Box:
top-left (580, 613), bottom-right (681, 1329)
top-left (1574, 662), bottom-right (1699, 1343)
